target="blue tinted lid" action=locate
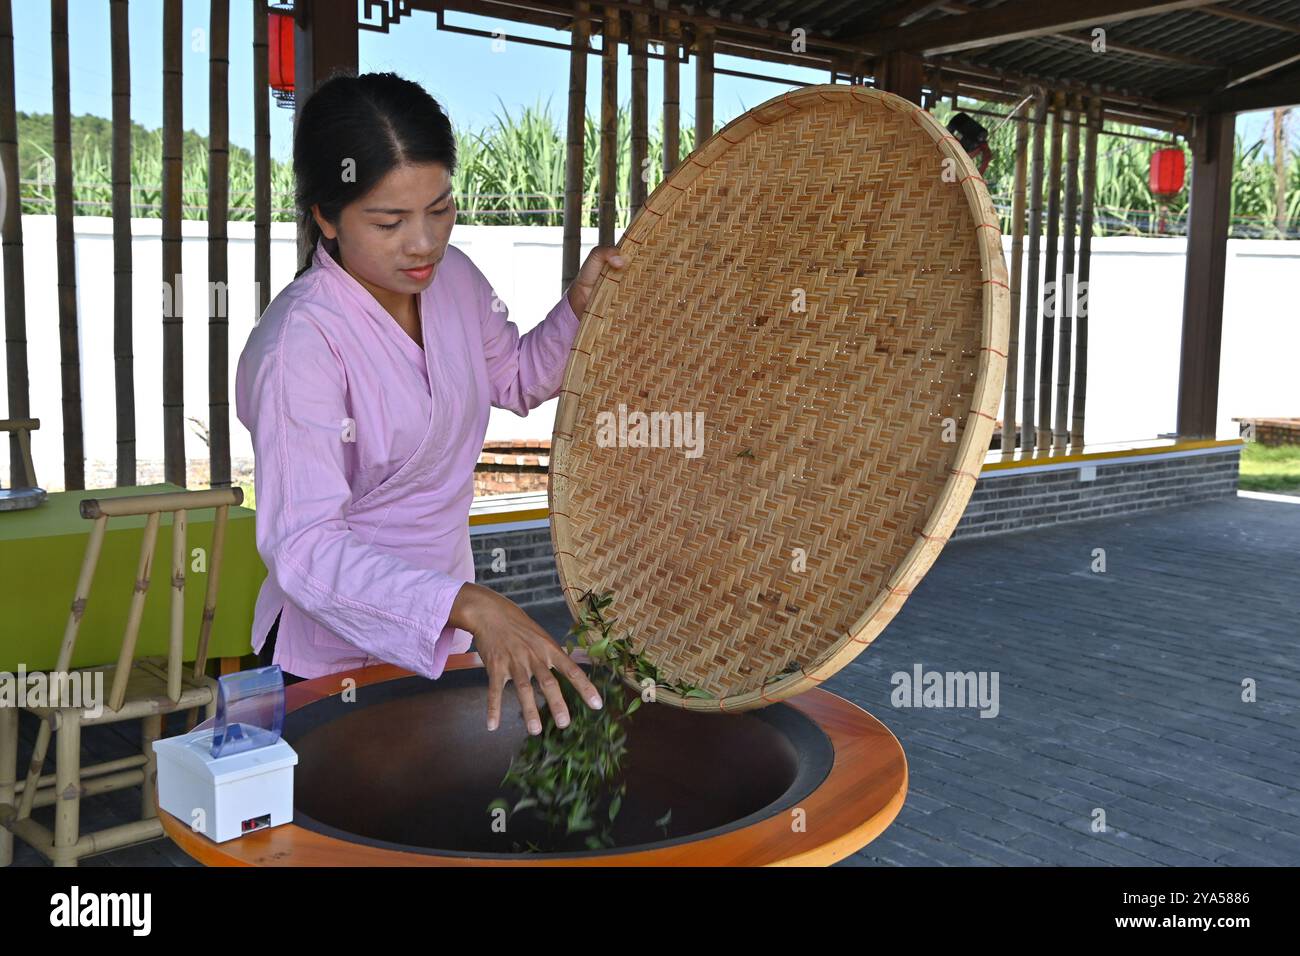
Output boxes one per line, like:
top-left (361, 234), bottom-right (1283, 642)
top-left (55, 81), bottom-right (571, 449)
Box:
top-left (211, 665), bottom-right (286, 759)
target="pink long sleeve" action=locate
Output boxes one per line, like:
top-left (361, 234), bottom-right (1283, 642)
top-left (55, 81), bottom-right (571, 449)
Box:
top-left (477, 274), bottom-right (580, 416)
top-left (238, 309), bottom-right (470, 678)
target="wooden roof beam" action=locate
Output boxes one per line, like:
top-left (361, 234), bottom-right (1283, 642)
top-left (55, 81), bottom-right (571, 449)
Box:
top-left (909, 0), bottom-right (1222, 67)
top-left (1198, 6), bottom-right (1300, 36)
top-left (856, 0), bottom-right (1225, 55)
top-left (1221, 37), bottom-right (1300, 89)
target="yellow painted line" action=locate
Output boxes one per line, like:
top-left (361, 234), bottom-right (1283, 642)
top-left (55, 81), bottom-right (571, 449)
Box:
top-left (468, 507), bottom-right (549, 526)
top-left (980, 437), bottom-right (1243, 472)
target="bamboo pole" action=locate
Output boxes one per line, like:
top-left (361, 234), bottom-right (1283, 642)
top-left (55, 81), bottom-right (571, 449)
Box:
top-left (52, 710), bottom-right (79, 866)
top-left (598, 5), bottom-right (619, 246)
top-left (17, 513), bottom-right (108, 821)
top-left (0, 416), bottom-right (38, 485)
top-left (562, 0), bottom-right (588, 292)
top-left (0, 0), bottom-right (32, 490)
top-left (110, 0), bottom-right (135, 486)
top-left (1071, 96), bottom-right (1100, 448)
top-left (140, 714), bottom-right (162, 819)
top-left (192, 503), bottom-right (230, 678)
top-left (1054, 93), bottom-right (1081, 452)
top-left (1001, 95), bottom-right (1029, 456)
top-left (1020, 90), bottom-right (1047, 452)
top-left (663, 18), bottom-right (680, 177)
top-left (169, 508), bottom-right (187, 703)
top-left (108, 511), bottom-right (161, 711)
top-left (0, 703), bottom-right (14, 865)
top-left (1037, 91), bottom-right (1065, 452)
top-left (162, 0), bottom-right (185, 487)
top-left (695, 24), bottom-right (714, 145)
top-left (209, 0), bottom-right (231, 489)
top-left (80, 486), bottom-right (240, 517)
top-left (253, 0), bottom-right (270, 316)
top-left (51, 0), bottom-right (84, 491)
top-left (629, 10), bottom-right (648, 217)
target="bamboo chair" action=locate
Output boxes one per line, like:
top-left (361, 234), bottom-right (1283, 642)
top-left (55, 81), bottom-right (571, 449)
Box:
top-left (0, 486), bottom-right (242, 867)
top-left (0, 418), bottom-right (40, 487)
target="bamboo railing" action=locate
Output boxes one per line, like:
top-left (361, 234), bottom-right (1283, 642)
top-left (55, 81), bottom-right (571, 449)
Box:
top-left (562, 0), bottom-right (588, 291)
top-left (628, 9), bottom-right (648, 217)
top-left (1, 0), bottom-right (31, 489)
top-left (52, 0), bottom-right (83, 491)
top-left (1021, 90), bottom-right (1047, 450)
top-left (161, 0), bottom-right (184, 486)
top-left (110, 0), bottom-right (135, 486)
top-left (598, 5), bottom-right (619, 247)
top-left (209, 0), bottom-right (231, 488)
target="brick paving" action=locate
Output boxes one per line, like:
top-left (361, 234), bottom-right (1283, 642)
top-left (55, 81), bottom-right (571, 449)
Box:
top-left (7, 496), bottom-right (1297, 866)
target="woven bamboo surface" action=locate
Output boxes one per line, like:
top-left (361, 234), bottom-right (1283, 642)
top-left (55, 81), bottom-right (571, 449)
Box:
top-left (550, 85), bottom-right (1009, 711)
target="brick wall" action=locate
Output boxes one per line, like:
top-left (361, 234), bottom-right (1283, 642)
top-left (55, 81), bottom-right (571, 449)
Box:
top-left (474, 440), bottom-right (550, 496)
top-left (1232, 418), bottom-right (1300, 448)
top-left (472, 525), bottom-right (565, 609)
top-left (953, 448), bottom-right (1241, 540)
top-left (475, 447), bottom-right (1242, 608)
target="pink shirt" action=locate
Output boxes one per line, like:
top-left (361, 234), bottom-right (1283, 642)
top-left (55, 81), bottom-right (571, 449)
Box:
top-left (234, 237), bottom-right (578, 680)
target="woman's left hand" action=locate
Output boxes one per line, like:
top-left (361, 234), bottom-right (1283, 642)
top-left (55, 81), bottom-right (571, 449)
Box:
top-left (565, 246), bottom-right (626, 317)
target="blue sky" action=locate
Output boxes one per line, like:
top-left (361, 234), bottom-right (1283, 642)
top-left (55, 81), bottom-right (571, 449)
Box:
top-left (9, 1), bottom-right (1283, 160)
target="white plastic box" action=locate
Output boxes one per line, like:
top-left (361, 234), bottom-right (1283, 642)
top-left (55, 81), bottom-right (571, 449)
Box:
top-left (152, 730), bottom-right (298, 843)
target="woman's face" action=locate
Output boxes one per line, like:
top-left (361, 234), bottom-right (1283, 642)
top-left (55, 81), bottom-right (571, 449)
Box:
top-left (312, 161), bottom-right (456, 307)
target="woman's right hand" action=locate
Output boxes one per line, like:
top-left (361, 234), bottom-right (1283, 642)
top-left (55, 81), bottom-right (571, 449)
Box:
top-left (449, 582), bottom-right (604, 735)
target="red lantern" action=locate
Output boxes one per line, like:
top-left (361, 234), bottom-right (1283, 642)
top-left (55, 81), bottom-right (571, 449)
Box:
top-left (269, 5), bottom-right (295, 108)
top-left (1149, 147), bottom-right (1185, 199)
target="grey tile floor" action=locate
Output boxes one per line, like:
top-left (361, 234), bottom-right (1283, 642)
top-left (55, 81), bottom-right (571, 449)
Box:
top-left (8, 496), bottom-right (1297, 866)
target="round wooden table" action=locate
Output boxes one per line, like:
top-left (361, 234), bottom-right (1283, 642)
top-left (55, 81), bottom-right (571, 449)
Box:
top-left (159, 653), bottom-right (908, 866)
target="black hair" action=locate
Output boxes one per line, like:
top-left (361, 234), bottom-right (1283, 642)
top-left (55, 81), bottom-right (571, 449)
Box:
top-left (292, 71), bottom-right (457, 278)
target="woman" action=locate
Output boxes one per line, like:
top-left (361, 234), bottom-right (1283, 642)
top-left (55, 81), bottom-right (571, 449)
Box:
top-left (234, 72), bottom-right (623, 737)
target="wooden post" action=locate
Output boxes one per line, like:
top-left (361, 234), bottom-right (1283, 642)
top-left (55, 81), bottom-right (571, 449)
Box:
top-left (629, 10), bottom-right (648, 217)
top-left (878, 50), bottom-right (925, 105)
top-left (1071, 96), bottom-right (1100, 448)
top-left (209, 0), bottom-right (231, 489)
top-left (110, 0), bottom-right (135, 486)
top-left (598, 6), bottom-right (619, 246)
top-left (1176, 110), bottom-right (1235, 439)
top-left (293, 0), bottom-right (358, 261)
top-left (51, 0), bottom-right (84, 491)
top-left (562, 0), bottom-right (589, 291)
top-left (1002, 96), bottom-right (1029, 455)
top-left (663, 18), bottom-right (680, 177)
top-left (1021, 90), bottom-right (1047, 453)
top-left (253, 0), bottom-right (270, 316)
top-left (162, 0), bottom-right (185, 487)
top-left (695, 24), bottom-right (714, 146)
top-left (1037, 91), bottom-right (1065, 452)
top-left (0, 0), bottom-right (32, 489)
top-left (1054, 93), bottom-right (1080, 451)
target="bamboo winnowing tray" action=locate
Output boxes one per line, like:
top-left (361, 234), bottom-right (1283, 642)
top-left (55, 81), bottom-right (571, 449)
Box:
top-left (549, 85), bottom-right (1010, 712)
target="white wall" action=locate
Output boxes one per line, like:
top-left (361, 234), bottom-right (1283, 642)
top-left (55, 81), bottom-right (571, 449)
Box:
top-left (1, 216), bottom-right (1295, 489)
top-left (995, 236), bottom-right (1300, 446)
